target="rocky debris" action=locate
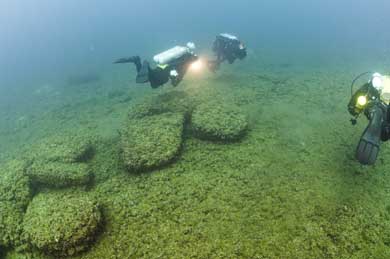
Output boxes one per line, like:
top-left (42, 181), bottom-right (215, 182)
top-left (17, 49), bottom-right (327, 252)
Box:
top-left (191, 101), bottom-right (248, 141)
top-left (121, 112), bottom-right (185, 172)
top-left (22, 191), bottom-right (102, 257)
top-left (26, 161), bottom-right (92, 188)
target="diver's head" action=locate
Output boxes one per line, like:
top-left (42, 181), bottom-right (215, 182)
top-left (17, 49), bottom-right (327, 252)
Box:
top-left (237, 42), bottom-right (247, 60)
top-left (187, 42), bottom-right (196, 51)
top-left (371, 72), bottom-right (384, 92)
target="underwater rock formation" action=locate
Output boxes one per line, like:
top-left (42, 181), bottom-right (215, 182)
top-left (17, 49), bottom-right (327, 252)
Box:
top-left (23, 133), bottom-right (96, 188)
top-left (0, 160), bottom-right (32, 247)
top-left (0, 201), bottom-right (25, 248)
top-left (26, 161), bottom-right (92, 188)
top-left (29, 133), bottom-right (95, 164)
top-left (121, 112), bottom-right (185, 172)
top-left (22, 191), bottom-right (102, 257)
top-left (191, 101), bottom-right (248, 141)
top-left (128, 90), bottom-right (196, 119)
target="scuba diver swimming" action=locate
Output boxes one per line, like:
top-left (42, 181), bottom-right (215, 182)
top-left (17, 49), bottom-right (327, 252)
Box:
top-left (114, 42), bottom-right (198, 88)
top-left (348, 72), bottom-right (390, 165)
top-left (207, 33), bottom-right (247, 72)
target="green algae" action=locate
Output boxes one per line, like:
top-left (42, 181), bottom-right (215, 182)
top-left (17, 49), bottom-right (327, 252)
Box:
top-left (0, 160), bottom-right (31, 208)
top-left (0, 160), bottom-right (32, 248)
top-left (26, 161), bottom-right (92, 188)
top-left (128, 89), bottom-right (196, 119)
top-left (28, 133), bottom-right (95, 164)
top-left (22, 191), bottom-right (102, 257)
top-left (121, 112), bottom-right (185, 172)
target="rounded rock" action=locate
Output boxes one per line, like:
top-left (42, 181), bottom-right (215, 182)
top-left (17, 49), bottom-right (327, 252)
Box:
top-left (121, 112), bottom-right (185, 172)
top-left (23, 192), bottom-right (102, 257)
top-left (191, 102), bottom-right (248, 141)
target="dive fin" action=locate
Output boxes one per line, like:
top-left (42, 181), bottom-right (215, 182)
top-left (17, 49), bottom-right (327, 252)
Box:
top-left (356, 106), bottom-right (383, 165)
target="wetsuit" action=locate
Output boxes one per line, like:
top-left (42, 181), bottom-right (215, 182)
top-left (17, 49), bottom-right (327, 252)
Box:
top-left (115, 53), bottom-right (197, 88)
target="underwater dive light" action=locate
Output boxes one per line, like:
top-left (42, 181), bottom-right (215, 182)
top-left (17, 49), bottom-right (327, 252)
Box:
top-left (190, 59), bottom-right (204, 72)
top-left (372, 73), bottom-right (383, 91)
top-left (357, 95), bottom-right (367, 107)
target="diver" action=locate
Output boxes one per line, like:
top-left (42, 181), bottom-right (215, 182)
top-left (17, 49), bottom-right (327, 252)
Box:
top-left (348, 72), bottom-right (390, 165)
top-left (114, 42), bottom-right (198, 88)
top-left (207, 33), bottom-right (247, 72)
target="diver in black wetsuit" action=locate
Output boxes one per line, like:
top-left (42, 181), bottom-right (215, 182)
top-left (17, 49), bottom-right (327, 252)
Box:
top-left (114, 43), bottom-right (198, 88)
top-left (348, 72), bottom-right (390, 165)
top-left (208, 33), bottom-right (247, 72)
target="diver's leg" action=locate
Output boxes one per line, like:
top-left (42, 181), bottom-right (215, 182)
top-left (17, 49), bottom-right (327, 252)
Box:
top-left (113, 56), bottom-right (141, 71)
top-left (356, 105), bottom-right (384, 165)
top-left (136, 60), bottom-right (151, 83)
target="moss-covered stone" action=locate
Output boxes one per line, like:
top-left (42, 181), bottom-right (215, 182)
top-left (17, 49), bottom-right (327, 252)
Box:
top-left (0, 201), bottom-right (24, 248)
top-left (26, 161), bottom-right (92, 188)
top-left (22, 191), bottom-right (102, 257)
top-left (121, 112), bottom-right (185, 172)
top-left (28, 133), bottom-right (95, 164)
top-left (128, 90), bottom-right (195, 119)
top-left (0, 160), bottom-right (32, 247)
top-left (0, 160), bottom-right (31, 208)
top-left (191, 101), bottom-right (248, 141)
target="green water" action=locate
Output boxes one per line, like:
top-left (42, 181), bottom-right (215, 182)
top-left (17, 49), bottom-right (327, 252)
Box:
top-left (2, 56), bottom-right (390, 259)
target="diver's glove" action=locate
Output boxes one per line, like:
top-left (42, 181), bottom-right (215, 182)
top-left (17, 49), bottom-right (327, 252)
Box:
top-left (170, 70), bottom-right (179, 78)
top-left (355, 105), bottom-right (384, 165)
top-left (170, 70), bottom-right (181, 87)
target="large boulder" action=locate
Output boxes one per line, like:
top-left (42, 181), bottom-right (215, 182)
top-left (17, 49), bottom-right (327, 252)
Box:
top-left (22, 191), bottom-right (102, 257)
top-left (28, 133), bottom-right (95, 164)
top-left (121, 112), bottom-right (185, 172)
top-left (191, 102), bottom-right (248, 141)
top-left (0, 160), bottom-right (32, 247)
top-left (26, 161), bottom-right (92, 188)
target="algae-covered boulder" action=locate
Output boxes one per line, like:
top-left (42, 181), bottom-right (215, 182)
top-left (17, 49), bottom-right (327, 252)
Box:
top-left (191, 102), bottom-right (248, 141)
top-left (121, 112), bottom-right (185, 172)
top-left (26, 161), bottom-right (92, 188)
top-left (0, 160), bottom-right (32, 247)
top-left (128, 90), bottom-right (195, 119)
top-left (0, 160), bottom-right (31, 208)
top-left (0, 201), bottom-right (24, 248)
top-left (29, 133), bottom-right (95, 164)
top-left (23, 192), bottom-right (102, 257)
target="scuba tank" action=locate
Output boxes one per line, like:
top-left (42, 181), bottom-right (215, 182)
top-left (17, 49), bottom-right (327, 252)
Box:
top-left (153, 42), bottom-right (195, 65)
top-left (219, 33), bottom-right (239, 41)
